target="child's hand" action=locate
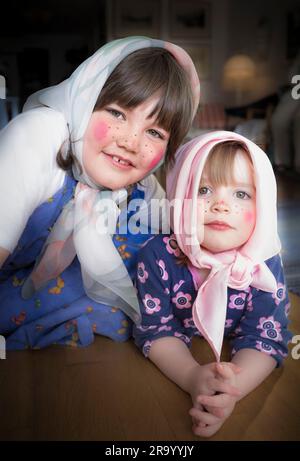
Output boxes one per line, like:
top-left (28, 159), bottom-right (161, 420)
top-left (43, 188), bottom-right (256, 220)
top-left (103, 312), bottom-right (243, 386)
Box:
top-left (188, 362), bottom-right (219, 400)
top-left (189, 362), bottom-right (241, 437)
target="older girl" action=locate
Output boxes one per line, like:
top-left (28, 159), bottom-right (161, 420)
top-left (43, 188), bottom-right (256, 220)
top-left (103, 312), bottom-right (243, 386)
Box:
top-left (0, 36), bottom-right (199, 349)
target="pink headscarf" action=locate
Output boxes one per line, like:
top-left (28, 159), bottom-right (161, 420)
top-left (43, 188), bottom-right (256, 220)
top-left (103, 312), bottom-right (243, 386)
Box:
top-left (166, 131), bottom-right (280, 361)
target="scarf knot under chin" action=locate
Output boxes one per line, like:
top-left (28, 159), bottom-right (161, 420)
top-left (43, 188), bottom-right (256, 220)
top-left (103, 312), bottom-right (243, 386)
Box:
top-left (220, 251), bottom-right (254, 291)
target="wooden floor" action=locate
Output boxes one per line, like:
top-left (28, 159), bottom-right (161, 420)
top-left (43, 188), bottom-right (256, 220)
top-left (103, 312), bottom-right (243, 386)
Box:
top-left (0, 172), bottom-right (300, 441)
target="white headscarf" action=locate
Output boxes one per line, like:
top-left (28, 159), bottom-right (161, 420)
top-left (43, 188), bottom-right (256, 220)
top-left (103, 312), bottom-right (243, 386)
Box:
top-left (21, 36), bottom-right (200, 323)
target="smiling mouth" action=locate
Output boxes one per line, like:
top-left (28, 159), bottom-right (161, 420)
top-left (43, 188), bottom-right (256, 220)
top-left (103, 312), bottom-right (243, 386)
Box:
top-left (102, 152), bottom-right (134, 169)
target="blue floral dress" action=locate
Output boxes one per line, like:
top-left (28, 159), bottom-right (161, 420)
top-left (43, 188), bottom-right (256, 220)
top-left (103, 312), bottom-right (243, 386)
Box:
top-left (0, 174), bottom-right (154, 350)
top-left (133, 234), bottom-right (293, 367)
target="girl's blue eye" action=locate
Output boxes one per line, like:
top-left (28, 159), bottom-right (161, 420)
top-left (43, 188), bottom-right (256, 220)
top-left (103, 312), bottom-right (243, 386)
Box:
top-left (147, 129), bottom-right (164, 139)
top-left (198, 186), bottom-right (211, 196)
top-left (107, 108), bottom-right (125, 119)
top-left (235, 190), bottom-right (251, 199)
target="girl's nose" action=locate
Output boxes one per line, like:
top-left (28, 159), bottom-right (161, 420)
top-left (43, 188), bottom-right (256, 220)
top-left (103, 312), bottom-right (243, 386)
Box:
top-left (117, 131), bottom-right (139, 153)
top-left (211, 200), bottom-right (230, 213)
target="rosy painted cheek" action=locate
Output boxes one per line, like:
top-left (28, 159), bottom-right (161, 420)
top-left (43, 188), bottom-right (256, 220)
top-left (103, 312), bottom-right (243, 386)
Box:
top-left (93, 121), bottom-right (109, 140)
top-left (244, 210), bottom-right (255, 224)
top-left (147, 149), bottom-right (165, 171)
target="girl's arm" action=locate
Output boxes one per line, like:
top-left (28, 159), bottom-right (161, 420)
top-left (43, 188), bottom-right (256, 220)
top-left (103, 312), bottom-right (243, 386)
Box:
top-left (231, 348), bottom-right (276, 400)
top-left (0, 246), bottom-right (9, 270)
top-left (0, 110), bottom-right (66, 259)
top-left (149, 336), bottom-right (206, 393)
top-left (229, 256), bottom-right (292, 399)
top-left (149, 336), bottom-right (240, 399)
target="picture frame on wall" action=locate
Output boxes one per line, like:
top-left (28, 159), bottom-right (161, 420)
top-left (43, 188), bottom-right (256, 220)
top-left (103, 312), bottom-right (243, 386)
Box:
top-left (169, 1), bottom-right (211, 40)
top-left (112, 0), bottom-right (161, 38)
top-left (181, 45), bottom-right (211, 80)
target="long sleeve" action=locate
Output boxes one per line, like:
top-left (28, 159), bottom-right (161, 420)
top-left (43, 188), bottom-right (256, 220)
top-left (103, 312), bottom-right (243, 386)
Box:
top-left (133, 234), bottom-right (196, 357)
top-left (229, 254), bottom-right (293, 367)
top-left (0, 108), bottom-right (67, 252)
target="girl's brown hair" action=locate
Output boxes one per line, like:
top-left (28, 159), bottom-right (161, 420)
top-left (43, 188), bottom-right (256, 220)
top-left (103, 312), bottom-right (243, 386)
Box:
top-left (57, 47), bottom-right (195, 172)
top-left (201, 140), bottom-right (252, 187)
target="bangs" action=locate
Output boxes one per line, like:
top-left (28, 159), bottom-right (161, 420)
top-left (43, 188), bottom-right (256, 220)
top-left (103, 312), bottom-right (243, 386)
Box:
top-left (104, 74), bottom-right (178, 134)
top-left (203, 141), bottom-right (252, 186)
top-left (96, 47), bottom-right (193, 134)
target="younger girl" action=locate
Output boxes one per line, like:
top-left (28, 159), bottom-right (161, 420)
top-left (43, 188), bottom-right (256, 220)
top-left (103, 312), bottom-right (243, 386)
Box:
top-left (133, 131), bottom-right (292, 437)
top-left (0, 36), bottom-right (200, 349)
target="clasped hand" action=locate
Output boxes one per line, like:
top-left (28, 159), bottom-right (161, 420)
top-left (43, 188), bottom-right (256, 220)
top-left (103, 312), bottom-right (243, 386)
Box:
top-left (188, 361), bottom-right (241, 437)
